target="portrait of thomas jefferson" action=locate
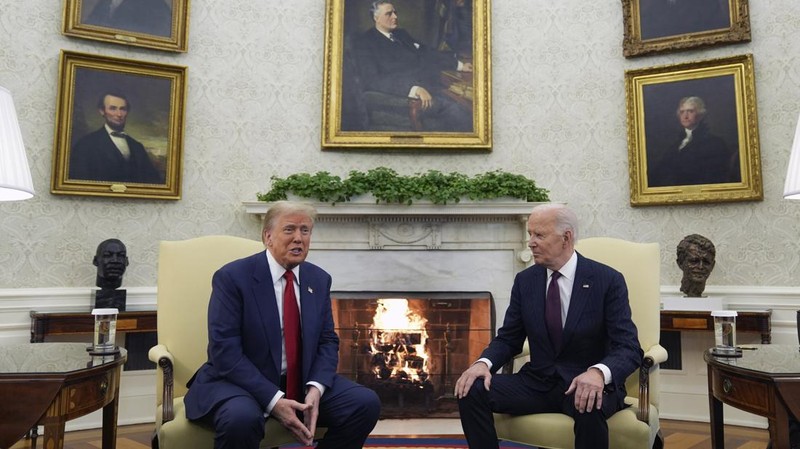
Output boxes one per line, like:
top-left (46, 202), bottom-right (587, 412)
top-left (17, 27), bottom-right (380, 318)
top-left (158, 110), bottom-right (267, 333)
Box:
top-left (642, 75), bottom-right (741, 189)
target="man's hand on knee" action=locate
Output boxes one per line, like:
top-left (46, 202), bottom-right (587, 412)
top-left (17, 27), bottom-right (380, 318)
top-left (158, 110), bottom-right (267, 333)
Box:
top-left (454, 360), bottom-right (491, 398)
top-left (565, 367), bottom-right (605, 413)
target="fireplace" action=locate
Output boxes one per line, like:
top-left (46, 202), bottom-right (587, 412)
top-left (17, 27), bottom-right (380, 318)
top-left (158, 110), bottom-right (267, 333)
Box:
top-left (332, 291), bottom-right (494, 419)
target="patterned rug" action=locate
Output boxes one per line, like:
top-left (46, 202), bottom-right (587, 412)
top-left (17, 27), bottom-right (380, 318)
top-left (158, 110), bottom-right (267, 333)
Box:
top-left (281, 438), bottom-right (536, 448)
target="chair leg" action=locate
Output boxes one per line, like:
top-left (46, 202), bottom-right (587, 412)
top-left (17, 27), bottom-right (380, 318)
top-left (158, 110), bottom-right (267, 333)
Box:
top-left (652, 429), bottom-right (664, 449)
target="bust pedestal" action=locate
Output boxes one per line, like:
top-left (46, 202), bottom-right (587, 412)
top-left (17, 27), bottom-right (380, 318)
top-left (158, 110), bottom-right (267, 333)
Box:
top-left (661, 294), bottom-right (723, 311)
top-left (93, 289), bottom-right (126, 311)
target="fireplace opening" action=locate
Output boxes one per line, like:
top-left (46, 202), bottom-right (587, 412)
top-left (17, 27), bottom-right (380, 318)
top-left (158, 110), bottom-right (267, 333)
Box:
top-left (332, 291), bottom-right (494, 419)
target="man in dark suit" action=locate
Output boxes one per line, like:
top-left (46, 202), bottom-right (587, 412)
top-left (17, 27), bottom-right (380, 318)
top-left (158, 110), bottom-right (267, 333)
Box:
top-left (648, 96), bottom-right (740, 187)
top-left (184, 201), bottom-right (380, 449)
top-left (455, 204), bottom-right (643, 449)
top-left (84, 0), bottom-right (173, 37)
top-left (69, 91), bottom-right (163, 184)
top-left (352, 0), bottom-right (473, 132)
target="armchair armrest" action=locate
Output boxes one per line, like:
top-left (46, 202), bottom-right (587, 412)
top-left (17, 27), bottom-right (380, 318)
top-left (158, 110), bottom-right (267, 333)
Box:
top-left (637, 344), bottom-right (667, 423)
top-left (148, 344), bottom-right (175, 423)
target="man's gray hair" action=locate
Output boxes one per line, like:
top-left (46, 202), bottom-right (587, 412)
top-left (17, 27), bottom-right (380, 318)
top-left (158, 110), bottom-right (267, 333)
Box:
top-left (676, 96), bottom-right (707, 119)
top-left (532, 203), bottom-right (579, 241)
top-left (262, 201), bottom-right (318, 234)
top-left (369, 0), bottom-right (393, 18)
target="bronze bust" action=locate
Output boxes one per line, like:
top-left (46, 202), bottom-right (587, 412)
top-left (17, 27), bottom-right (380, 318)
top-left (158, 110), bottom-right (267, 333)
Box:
top-left (93, 239), bottom-right (129, 310)
top-left (676, 234), bottom-right (716, 297)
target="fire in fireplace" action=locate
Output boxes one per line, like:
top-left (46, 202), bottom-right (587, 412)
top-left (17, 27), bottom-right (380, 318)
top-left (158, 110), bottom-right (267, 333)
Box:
top-left (332, 291), bottom-right (494, 419)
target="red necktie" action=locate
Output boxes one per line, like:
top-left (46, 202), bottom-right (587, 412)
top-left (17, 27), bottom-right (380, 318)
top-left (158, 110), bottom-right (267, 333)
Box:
top-left (283, 270), bottom-right (303, 400)
top-left (545, 271), bottom-right (563, 350)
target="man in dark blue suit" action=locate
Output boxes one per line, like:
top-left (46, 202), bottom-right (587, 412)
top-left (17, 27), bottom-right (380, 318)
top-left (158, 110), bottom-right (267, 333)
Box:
top-left (455, 204), bottom-right (643, 449)
top-left (184, 201), bottom-right (380, 449)
top-left (69, 91), bottom-right (163, 184)
top-left (352, 0), bottom-right (473, 132)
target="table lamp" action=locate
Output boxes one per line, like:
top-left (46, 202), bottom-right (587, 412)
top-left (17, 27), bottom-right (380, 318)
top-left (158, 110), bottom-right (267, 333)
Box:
top-left (784, 113), bottom-right (800, 350)
top-left (0, 86), bottom-right (34, 201)
top-left (783, 113), bottom-right (800, 199)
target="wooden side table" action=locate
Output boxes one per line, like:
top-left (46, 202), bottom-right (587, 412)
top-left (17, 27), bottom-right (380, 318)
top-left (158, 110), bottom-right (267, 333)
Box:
top-left (705, 345), bottom-right (800, 448)
top-left (0, 343), bottom-right (127, 449)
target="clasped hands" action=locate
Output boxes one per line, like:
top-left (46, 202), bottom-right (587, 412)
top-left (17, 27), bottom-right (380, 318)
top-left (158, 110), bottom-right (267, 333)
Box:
top-left (454, 361), bottom-right (605, 413)
top-left (271, 386), bottom-right (321, 446)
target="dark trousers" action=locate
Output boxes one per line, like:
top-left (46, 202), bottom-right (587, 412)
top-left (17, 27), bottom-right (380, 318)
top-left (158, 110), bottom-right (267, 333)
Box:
top-left (421, 93), bottom-right (473, 132)
top-left (458, 373), bottom-right (624, 449)
top-left (203, 375), bottom-right (380, 449)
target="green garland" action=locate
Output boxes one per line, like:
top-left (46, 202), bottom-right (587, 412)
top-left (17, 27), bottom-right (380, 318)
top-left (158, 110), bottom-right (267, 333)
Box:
top-left (257, 167), bottom-right (549, 205)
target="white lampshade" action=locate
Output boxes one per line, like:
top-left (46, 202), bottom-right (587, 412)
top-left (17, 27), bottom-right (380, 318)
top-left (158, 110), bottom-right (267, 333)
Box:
top-left (0, 86), bottom-right (34, 201)
top-left (784, 113), bottom-right (800, 199)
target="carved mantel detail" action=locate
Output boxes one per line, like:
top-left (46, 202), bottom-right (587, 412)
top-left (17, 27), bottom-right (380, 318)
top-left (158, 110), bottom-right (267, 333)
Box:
top-left (243, 201), bottom-right (542, 264)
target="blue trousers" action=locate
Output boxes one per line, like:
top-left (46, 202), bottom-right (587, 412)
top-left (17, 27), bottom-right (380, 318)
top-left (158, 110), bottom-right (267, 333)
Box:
top-left (203, 375), bottom-right (380, 449)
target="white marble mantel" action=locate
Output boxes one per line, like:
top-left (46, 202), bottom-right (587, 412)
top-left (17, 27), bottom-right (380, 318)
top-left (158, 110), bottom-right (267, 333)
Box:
top-left (243, 200), bottom-right (539, 257)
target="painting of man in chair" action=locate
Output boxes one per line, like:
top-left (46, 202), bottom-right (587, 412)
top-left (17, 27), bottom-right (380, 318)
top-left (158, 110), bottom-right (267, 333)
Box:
top-left (341, 0), bottom-right (474, 133)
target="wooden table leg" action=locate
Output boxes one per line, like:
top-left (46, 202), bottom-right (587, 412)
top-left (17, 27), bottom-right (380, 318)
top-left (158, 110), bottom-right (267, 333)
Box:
top-left (42, 420), bottom-right (66, 449)
top-left (768, 404), bottom-right (791, 449)
top-left (708, 365), bottom-right (725, 449)
top-left (101, 392), bottom-right (120, 449)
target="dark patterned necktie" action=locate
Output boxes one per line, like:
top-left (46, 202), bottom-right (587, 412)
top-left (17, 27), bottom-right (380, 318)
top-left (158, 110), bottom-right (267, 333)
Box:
top-left (283, 270), bottom-right (302, 400)
top-left (545, 271), bottom-right (563, 350)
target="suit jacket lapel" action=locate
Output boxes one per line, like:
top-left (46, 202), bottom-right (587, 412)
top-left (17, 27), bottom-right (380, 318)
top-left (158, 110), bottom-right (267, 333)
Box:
top-left (298, 265), bottom-right (319, 382)
top-left (251, 252), bottom-right (283, 375)
top-left (562, 254), bottom-right (593, 347)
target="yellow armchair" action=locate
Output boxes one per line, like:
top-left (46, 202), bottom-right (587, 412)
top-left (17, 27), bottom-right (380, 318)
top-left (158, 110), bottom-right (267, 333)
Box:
top-left (493, 237), bottom-right (668, 449)
top-left (148, 235), bottom-right (325, 449)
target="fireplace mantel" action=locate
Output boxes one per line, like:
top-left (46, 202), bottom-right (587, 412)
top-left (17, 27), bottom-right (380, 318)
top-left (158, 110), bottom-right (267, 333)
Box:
top-left (242, 200), bottom-right (541, 217)
top-left (243, 200), bottom-right (541, 262)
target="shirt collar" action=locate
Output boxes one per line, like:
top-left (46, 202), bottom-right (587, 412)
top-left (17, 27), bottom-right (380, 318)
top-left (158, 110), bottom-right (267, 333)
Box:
top-left (265, 250), bottom-right (298, 286)
top-left (377, 29), bottom-right (393, 40)
top-left (104, 124), bottom-right (125, 136)
top-left (549, 250), bottom-right (577, 281)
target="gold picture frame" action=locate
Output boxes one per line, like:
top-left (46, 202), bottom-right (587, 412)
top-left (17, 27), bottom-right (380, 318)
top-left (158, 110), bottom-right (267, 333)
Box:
top-left (625, 54), bottom-right (762, 206)
top-left (622, 0), bottom-right (751, 58)
top-left (321, 0), bottom-right (491, 150)
top-left (51, 51), bottom-right (187, 200)
top-left (62, 0), bottom-right (190, 52)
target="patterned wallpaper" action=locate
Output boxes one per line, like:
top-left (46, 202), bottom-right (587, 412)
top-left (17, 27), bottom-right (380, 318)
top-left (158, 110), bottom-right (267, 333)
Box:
top-left (1, 0), bottom-right (800, 290)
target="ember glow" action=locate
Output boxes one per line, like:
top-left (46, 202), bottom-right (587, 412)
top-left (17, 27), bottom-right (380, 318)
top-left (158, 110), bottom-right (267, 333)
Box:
top-left (369, 298), bottom-right (429, 382)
